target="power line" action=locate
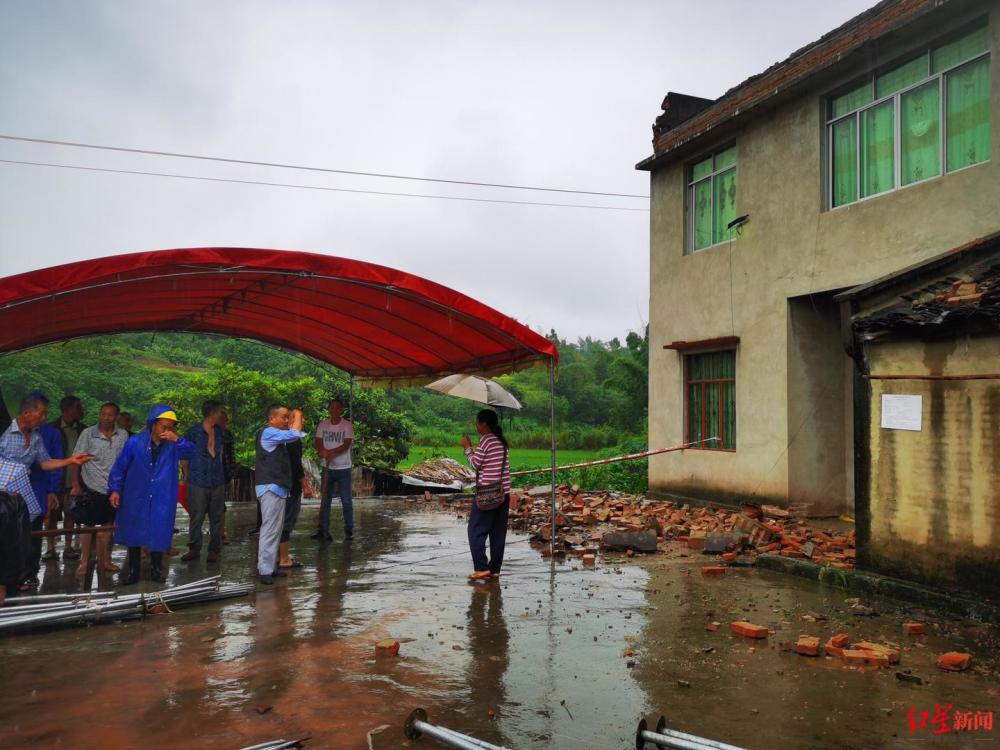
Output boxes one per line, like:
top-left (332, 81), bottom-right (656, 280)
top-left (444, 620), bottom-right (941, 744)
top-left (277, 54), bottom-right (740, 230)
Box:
top-left (0, 158), bottom-right (649, 212)
top-left (0, 134), bottom-right (650, 199)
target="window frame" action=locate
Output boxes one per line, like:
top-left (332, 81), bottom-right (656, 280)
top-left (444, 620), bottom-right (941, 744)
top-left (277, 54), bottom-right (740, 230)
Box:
top-left (685, 145), bottom-right (738, 254)
top-left (825, 24), bottom-right (991, 210)
top-left (683, 349), bottom-right (737, 452)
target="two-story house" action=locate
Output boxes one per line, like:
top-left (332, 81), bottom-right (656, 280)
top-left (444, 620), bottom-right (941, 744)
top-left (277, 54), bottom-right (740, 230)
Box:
top-left (638, 0), bottom-right (997, 592)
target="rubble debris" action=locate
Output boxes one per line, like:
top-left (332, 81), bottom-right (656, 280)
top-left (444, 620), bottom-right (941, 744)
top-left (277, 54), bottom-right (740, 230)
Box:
top-left (701, 566), bottom-right (727, 576)
top-left (731, 621), bottom-right (769, 639)
top-left (602, 530), bottom-right (658, 553)
top-left (403, 457), bottom-right (475, 486)
top-left (705, 622), bottom-right (721, 632)
top-left (903, 622), bottom-right (925, 635)
top-left (896, 671), bottom-right (923, 685)
top-left (936, 651), bottom-right (972, 672)
top-left (501, 484), bottom-right (858, 569)
top-left (795, 636), bottom-right (820, 656)
top-left (375, 639), bottom-right (400, 657)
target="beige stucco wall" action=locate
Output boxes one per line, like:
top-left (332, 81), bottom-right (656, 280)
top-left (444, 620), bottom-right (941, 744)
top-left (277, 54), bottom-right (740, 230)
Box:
top-left (647, 5), bottom-right (1000, 509)
top-left (866, 337), bottom-right (1000, 595)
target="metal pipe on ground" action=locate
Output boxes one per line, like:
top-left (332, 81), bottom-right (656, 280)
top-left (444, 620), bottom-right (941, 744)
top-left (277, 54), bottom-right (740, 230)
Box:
top-left (404, 709), bottom-right (511, 750)
top-left (635, 717), bottom-right (746, 750)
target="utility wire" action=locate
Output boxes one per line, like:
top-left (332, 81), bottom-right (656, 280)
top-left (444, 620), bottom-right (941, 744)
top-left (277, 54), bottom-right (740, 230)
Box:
top-left (0, 134), bottom-right (650, 199)
top-left (0, 159), bottom-right (649, 212)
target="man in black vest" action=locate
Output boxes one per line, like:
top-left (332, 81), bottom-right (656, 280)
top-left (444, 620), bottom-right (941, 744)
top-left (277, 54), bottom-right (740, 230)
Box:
top-left (254, 405), bottom-right (305, 585)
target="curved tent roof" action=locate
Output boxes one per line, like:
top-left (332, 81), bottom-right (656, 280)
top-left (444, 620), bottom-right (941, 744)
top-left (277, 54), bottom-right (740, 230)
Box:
top-left (0, 247), bottom-right (557, 385)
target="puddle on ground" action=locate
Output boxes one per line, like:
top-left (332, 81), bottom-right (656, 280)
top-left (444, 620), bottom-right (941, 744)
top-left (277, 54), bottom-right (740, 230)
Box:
top-left (0, 500), bottom-right (996, 749)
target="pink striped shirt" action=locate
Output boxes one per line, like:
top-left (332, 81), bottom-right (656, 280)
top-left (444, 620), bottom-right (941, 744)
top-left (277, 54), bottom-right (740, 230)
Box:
top-left (465, 432), bottom-right (510, 494)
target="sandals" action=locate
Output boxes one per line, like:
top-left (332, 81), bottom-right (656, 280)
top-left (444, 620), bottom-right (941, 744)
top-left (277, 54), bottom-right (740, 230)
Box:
top-left (41, 549), bottom-right (58, 561)
top-left (278, 560), bottom-right (304, 569)
top-left (467, 571), bottom-right (492, 581)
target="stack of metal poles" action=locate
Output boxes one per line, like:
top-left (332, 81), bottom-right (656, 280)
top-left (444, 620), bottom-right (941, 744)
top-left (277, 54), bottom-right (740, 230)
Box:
top-left (0, 576), bottom-right (253, 635)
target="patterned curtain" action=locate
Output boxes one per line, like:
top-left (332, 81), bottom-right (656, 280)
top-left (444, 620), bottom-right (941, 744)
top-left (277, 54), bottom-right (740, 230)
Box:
top-left (901, 80), bottom-right (940, 185)
top-left (946, 57), bottom-right (991, 171)
top-left (861, 100), bottom-right (895, 197)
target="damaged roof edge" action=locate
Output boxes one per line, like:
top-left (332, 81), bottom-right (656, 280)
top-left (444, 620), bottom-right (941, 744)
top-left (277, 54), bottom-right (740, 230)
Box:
top-left (834, 231), bottom-right (1000, 305)
top-left (636, 0), bottom-right (947, 172)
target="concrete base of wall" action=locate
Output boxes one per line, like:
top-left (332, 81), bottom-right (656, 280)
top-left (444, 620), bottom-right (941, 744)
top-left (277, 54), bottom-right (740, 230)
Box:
top-left (757, 554), bottom-right (998, 621)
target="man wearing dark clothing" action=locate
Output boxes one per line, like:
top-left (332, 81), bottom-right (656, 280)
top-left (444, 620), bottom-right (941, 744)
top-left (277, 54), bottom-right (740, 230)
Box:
top-left (181, 401), bottom-right (226, 563)
top-left (278, 437), bottom-right (312, 568)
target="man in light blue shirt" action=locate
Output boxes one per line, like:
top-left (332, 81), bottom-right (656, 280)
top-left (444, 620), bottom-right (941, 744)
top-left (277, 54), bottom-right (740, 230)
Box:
top-left (254, 405), bottom-right (305, 584)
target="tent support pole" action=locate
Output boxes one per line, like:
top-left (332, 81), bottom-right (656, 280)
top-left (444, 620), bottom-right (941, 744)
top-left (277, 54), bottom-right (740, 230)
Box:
top-left (549, 359), bottom-right (557, 556)
top-left (349, 375), bottom-right (355, 420)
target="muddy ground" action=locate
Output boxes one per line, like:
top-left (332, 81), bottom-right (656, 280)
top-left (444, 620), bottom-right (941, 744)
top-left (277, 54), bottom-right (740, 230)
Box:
top-left (0, 500), bottom-right (996, 749)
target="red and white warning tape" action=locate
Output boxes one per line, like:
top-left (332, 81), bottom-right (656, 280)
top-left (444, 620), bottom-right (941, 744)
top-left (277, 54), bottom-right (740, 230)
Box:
top-left (509, 437), bottom-right (719, 477)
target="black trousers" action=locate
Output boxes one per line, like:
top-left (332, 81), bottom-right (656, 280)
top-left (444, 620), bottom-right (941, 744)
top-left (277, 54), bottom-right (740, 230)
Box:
top-left (467, 496), bottom-right (510, 573)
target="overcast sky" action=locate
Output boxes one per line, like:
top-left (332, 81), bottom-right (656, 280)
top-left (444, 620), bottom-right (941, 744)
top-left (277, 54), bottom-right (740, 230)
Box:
top-left (0, 0), bottom-right (874, 341)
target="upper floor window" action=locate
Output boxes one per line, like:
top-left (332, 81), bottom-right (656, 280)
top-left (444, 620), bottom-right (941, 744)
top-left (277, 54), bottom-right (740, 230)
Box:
top-left (687, 145), bottom-right (736, 253)
top-left (827, 20), bottom-right (991, 209)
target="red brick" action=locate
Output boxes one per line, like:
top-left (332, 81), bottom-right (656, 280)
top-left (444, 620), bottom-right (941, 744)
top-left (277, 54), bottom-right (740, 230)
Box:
top-left (582, 554), bottom-right (596, 566)
top-left (687, 537), bottom-right (705, 551)
top-left (828, 633), bottom-right (850, 648)
top-left (936, 652), bottom-right (972, 672)
top-left (721, 552), bottom-right (737, 561)
top-left (730, 621), bottom-right (769, 639)
top-left (375, 639), bottom-right (400, 657)
top-left (705, 621), bottom-right (721, 632)
top-left (796, 635), bottom-right (820, 656)
top-left (701, 566), bottom-right (727, 576)
top-left (842, 649), bottom-right (889, 667)
top-left (853, 641), bottom-right (900, 664)
top-left (903, 622), bottom-right (924, 635)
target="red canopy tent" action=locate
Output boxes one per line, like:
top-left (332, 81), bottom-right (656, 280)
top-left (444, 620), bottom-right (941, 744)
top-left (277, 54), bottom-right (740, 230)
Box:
top-left (0, 247), bottom-right (557, 384)
top-left (0, 247), bottom-right (560, 535)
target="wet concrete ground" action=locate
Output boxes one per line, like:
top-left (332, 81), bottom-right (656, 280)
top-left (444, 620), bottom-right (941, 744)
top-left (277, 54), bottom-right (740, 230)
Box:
top-left (0, 500), bottom-right (996, 749)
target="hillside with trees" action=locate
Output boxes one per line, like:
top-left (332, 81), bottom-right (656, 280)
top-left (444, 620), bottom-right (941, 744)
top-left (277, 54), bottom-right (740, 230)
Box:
top-left (0, 328), bottom-right (648, 490)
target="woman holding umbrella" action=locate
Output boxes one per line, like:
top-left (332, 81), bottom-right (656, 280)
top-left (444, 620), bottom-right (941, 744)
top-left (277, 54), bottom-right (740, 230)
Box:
top-left (461, 409), bottom-right (510, 581)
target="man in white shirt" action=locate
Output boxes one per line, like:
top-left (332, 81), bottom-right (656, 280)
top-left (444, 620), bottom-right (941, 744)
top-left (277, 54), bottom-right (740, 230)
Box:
top-left (312, 398), bottom-right (354, 542)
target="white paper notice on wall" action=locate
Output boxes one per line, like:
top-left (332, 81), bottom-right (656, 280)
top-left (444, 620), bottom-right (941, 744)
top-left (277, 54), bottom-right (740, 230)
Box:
top-left (880, 394), bottom-right (923, 431)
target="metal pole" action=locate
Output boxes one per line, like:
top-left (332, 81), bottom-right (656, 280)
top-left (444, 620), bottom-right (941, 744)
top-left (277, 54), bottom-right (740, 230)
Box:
top-left (404, 709), bottom-right (512, 750)
top-left (636, 718), bottom-right (746, 750)
top-left (433, 725), bottom-right (509, 750)
top-left (349, 375), bottom-right (355, 421)
top-left (548, 359), bottom-right (557, 557)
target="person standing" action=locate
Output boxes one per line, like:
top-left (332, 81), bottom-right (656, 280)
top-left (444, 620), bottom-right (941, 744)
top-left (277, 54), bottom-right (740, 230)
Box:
top-left (48, 395), bottom-right (87, 560)
top-left (24, 393), bottom-right (63, 571)
top-left (278, 433), bottom-right (312, 569)
top-left (255, 405), bottom-right (305, 584)
top-left (70, 402), bottom-right (129, 577)
top-left (218, 408), bottom-right (236, 544)
top-left (180, 400), bottom-right (227, 563)
top-left (0, 457), bottom-right (38, 604)
top-left (312, 398), bottom-right (354, 542)
top-left (117, 412), bottom-right (135, 436)
top-left (0, 394), bottom-right (92, 587)
top-left (108, 404), bottom-right (195, 585)
top-left (461, 409), bottom-right (511, 581)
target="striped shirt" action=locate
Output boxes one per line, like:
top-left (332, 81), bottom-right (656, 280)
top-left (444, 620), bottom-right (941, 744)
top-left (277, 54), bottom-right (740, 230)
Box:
top-left (0, 456), bottom-right (40, 520)
top-left (464, 432), bottom-right (510, 494)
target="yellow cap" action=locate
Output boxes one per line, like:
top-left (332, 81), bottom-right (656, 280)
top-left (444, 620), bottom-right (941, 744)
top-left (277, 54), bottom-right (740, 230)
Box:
top-left (155, 409), bottom-right (178, 422)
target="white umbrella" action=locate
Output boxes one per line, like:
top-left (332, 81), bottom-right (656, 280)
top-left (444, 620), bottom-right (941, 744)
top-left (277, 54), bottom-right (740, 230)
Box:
top-left (424, 374), bottom-right (522, 410)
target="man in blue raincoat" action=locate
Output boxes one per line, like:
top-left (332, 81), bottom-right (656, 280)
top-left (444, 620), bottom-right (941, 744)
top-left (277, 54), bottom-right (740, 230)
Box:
top-left (108, 404), bottom-right (195, 584)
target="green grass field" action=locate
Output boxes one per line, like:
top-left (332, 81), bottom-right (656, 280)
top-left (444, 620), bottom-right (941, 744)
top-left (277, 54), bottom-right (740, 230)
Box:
top-left (398, 446), bottom-right (598, 472)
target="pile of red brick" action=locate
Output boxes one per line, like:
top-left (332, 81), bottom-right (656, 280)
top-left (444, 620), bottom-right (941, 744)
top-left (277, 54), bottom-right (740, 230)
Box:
top-left (508, 485), bottom-right (856, 568)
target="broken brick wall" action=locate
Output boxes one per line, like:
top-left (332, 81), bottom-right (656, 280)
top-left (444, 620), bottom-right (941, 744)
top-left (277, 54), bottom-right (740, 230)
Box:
top-left (866, 336), bottom-right (1000, 598)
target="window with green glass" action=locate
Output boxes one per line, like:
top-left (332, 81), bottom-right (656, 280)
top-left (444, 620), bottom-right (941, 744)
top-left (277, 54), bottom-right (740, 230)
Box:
top-left (826, 19), bottom-right (990, 208)
top-left (685, 350), bottom-right (736, 450)
top-left (687, 146), bottom-right (737, 252)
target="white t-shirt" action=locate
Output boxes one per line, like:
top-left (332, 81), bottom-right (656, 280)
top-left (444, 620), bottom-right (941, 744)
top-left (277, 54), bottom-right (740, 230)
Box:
top-left (316, 419), bottom-right (354, 470)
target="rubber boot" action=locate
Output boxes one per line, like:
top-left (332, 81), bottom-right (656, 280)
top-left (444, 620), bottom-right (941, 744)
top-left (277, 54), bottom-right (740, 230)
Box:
top-left (149, 551), bottom-right (166, 583)
top-left (120, 547), bottom-right (141, 585)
